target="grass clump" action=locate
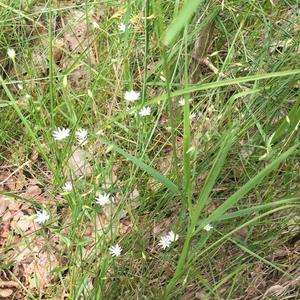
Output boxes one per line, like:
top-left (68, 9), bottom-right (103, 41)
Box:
top-left (0, 0), bottom-right (299, 299)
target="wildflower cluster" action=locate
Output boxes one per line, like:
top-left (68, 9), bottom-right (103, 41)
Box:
top-left (52, 127), bottom-right (88, 145)
top-left (124, 89), bottom-right (151, 117)
top-left (158, 230), bottom-right (179, 250)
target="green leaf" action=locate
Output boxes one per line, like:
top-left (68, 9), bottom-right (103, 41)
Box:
top-left (200, 143), bottom-right (299, 227)
top-left (193, 129), bottom-right (236, 219)
top-left (273, 96), bottom-right (300, 142)
top-left (163, 0), bottom-right (206, 46)
top-left (209, 196), bottom-right (300, 221)
top-left (98, 69), bottom-right (300, 131)
top-left (101, 140), bottom-right (179, 194)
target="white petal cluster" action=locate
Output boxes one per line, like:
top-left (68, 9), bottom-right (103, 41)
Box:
top-left (35, 210), bottom-right (49, 224)
top-left (119, 23), bottom-right (131, 32)
top-left (52, 128), bottom-right (70, 141)
top-left (178, 98), bottom-right (185, 106)
top-left (203, 224), bottom-right (213, 232)
top-left (62, 182), bottom-right (72, 193)
top-left (75, 128), bottom-right (88, 146)
top-left (190, 112), bottom-right (197, 120)
top-left (139, 107), bottom-right (151, 117)
top-left (124, 90), bottom-right (140, 102)
top-left (158, 230), bottom-right (179, 250)
top-left (95, 193), bottom-right (111, 206)
top-left (7, 48), bottom-right (16, 60)
top-left (109, 244), bottom-right (122, 257)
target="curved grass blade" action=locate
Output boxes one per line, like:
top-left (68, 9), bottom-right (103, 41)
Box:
top-left (97, 69), bottom-right (300, 132)
top-left (163, 0), bottom-right (206, 46)
top-left (217, 196), bottom-right (300, 221)
top-left (100, 140), bottom-right (179, 194)
top-left (162, 129), bottom-right (236, 298)
top-left (200, 143), bottom-right (299, 228)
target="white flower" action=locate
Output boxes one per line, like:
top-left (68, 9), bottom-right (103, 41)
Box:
top-left (203, 224), bottom-right (213, 232)
top-left (62, 182), bottom-right (72, 192)
top-left (92, 21), bottom-right (100, 29)
top-left (52, 127), bottom-right (70, 141)
top-left (35, 210), bottom-right (49, 224)
top-left (124, 90), bottom-right (140, 102)
top-left (190, 112), bottom-right (197, 120)
top-left (119, 22), bottom-right (131, 32)
top-left (139, 107), bottom-right (151, 117)
top-left (158, 235), bottom-right (172, 250)
top-left (63, 75), bottom-right (68, 88)
top-left (87, 89), bottom-right (93, 98)
top-left (167, 230), bottom-right (179, 242)
top-left (179, 98), bottom-right (185, 106)
top-left (109, 244), bottom-right (122, 257)
top-left (75, 128), bottom-right (88, 145)
top-left (17, 84), bottom-right (23, 90)
top-left (7, 48), bottom-right (16, 60)
top-left (96, 193), bottom-right (111, 206)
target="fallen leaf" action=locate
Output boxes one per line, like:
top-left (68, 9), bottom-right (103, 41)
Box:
top-left (14, 215), bottom-right (35, 233)
top-left (0, 195), bottom-right (9, 215)
top-left (66, 148), bottom-right (92, 178)
top-left (0, 288), bottom-right (13, 298)
top-left (11, 237), bottom-right (59, 291)
top-left (264, 284), bottom-right (287, 297)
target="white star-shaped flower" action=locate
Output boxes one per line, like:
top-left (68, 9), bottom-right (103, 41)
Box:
top-left (203, 224), bottom-right (213, 232)
top-left (139, 107), bottom-right (151, 117)
top-left (190, 112), bottom-right (197, 120)
top-left (178, 98), bottom-right (185, 106)
top-left (158, 235), bottom-right (172, 250)
top-left (96, 193), bottom-right (111, 206)
top-left (75, 128), bottom-right (88, 145)
top-left (92, 21), bottom-right (100, 29)
top-left (109, 244), bottom-right (122, 257)
top-left (35, 210), bottom-right (49, 224)
top-left (52, 127), bottom-right (70, 141)
top-left (119, 22), bottom-right (131, 32)
top-left (62, 182), bottom-right (72, 192)
top-left (167, 230), bottom-right (179, 242)
top-left (124, 90), bottom-right (140, 102)
top-left (7, 48), bottom-right (16, 60)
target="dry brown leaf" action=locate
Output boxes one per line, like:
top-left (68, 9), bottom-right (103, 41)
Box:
top-left (0, 280), bottom-right (19, 299)
top-left (0, 288), bottom-right (13, 298)
top-left (0, 280), bottom-right (19, 288)
top-left (66, 148), bottom-right (92, 178)
top-left (0, 195), bottom-right (9, 215)
top-left (10, 237), bottom-right (59, 291)
top-left (7, 199), bottom-right (22, 211)
top-left (58, 10), bottom-right (99, 89)
top-left (119, 218), bottom-right (132, 236)
top-left (264, 284), bottom-right (287, 297)
top-left (153, 218), bottom-right (173, 235)
top-left (14, 215), bottom-right (36, 233)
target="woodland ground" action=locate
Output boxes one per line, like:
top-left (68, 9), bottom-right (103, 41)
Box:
top-left (0, 0), bottom-right (300, 299)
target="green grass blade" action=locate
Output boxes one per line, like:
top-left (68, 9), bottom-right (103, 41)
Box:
top-left (0, 75), bottom-right (57, 180)
top-left (98, 69), bottom-right (300, 131)
top-left (218, 197), bottom-right (300, 220)
top-left (273, 96), bottom-right (300, 142)
top-left (163, 129), bottom-right (235, 298)
top-left (201, 143), bottom-right (299, 227)
top-left (190, 205), bottom-right (300, 266)
top-left (193, 129), bottom-right (236, 219)
top-left (101, 140), bottom-right (179, 194)
top-left (163, 0), bottom-right (206, 46)
top-left (226, 236), bottom-right (289, 276)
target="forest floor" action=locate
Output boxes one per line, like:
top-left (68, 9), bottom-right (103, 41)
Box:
top-left (0, 0), bottom-right (299, 299)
